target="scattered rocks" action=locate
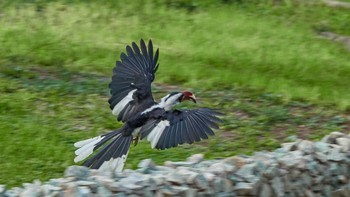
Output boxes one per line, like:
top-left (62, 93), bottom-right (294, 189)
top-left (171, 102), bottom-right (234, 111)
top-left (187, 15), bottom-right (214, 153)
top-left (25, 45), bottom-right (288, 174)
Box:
top-left (2, 132), bottom-right (350, 196)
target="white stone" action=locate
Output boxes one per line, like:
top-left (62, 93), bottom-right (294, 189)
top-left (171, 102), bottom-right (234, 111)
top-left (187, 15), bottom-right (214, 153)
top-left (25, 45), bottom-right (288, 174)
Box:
top-left (186, 154), bottom-right (204, 163)
top-left (335, 137), bottom-right (350, 152)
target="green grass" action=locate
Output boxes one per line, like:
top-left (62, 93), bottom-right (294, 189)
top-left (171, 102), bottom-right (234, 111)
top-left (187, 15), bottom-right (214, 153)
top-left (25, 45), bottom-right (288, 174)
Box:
top-left (0, 0), bottom-right (350, 187)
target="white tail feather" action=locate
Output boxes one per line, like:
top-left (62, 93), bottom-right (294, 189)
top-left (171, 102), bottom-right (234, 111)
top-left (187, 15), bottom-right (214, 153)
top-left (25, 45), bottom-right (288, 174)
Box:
top-left (112, 89), bottom-right (137, 116)
top-left (99, 151), bottom-right (129, 172)
top-left (74, 136), bottom-right (102, 148)
top-left (147, 120), bottom-right (170, 148)
top-left (74, 136), bottom-right (104, 163)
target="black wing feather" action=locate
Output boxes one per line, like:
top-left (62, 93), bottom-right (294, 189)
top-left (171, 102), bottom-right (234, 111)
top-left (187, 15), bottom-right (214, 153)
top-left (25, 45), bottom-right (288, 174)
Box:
top-left (108, 39), bottom-right (159, 122)
top-left (141, 108), bottom-right (223, 150)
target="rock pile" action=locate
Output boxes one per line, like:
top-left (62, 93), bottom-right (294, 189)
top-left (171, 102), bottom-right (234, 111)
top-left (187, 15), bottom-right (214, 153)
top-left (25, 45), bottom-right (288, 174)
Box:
top-left (1, 132), bottom-right (350, 197)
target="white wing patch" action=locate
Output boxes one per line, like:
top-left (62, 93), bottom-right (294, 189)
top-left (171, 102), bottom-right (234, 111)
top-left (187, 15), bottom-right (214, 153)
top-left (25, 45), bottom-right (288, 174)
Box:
top-left (147, 120), bottom-right (170, 148)
top-left (98, 151), bottom-right (129, 172)
top-left (141, 92), bottom-right (183, 115)
top-left (112, 89), bottom-right (137, 116)
top-left (74, 136), bottom-right (104, 163)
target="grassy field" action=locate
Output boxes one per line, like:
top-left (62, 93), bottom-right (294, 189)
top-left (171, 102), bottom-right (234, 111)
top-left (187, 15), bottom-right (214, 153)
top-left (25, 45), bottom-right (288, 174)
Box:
top-left (0, 0), bottom-right (350, 187)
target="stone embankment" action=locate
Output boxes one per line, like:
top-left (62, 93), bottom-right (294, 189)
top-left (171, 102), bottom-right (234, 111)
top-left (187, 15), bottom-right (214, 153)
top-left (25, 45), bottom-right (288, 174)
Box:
top-left (1, 132), bottom-right (350, 197)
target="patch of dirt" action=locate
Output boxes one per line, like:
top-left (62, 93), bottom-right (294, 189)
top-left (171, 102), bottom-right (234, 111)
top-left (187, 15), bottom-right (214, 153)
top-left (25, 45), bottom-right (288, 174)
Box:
top-left (319, 31), bottom-right (350, 51)
top-left (324, 0), bottom-right (350, 9)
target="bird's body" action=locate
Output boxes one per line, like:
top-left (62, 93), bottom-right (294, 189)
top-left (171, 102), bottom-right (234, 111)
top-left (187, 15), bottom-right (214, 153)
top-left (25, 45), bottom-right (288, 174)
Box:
top-left (74, 40), bottom-right (223, 170)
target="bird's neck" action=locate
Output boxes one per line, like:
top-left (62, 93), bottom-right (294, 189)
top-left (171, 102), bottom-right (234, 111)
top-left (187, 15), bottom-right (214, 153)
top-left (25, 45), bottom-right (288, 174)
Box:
top-left (159, 93), bottom-right (182, 111)
top-left (141, 93), bottom-right (182, 115)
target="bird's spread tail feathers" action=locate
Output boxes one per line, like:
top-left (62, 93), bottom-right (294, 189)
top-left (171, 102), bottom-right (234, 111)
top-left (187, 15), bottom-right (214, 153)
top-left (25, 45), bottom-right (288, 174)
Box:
top-left (74, 129), bottom-right (132, 171)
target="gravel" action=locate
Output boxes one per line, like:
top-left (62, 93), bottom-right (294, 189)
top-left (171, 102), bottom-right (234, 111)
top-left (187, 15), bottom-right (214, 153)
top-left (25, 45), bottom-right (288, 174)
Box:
top-left (2, 131), bottom-right (350, 197)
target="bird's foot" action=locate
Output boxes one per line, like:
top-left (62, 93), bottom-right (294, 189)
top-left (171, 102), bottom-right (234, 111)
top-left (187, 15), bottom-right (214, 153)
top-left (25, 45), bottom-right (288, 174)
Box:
top-left (132, 136), bottom-right (139, 146)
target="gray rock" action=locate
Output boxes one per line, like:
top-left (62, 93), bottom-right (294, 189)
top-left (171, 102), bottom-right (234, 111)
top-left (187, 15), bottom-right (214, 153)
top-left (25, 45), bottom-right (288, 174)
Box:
top-left (289, 169), bottom-right (301, 181)
top-left (21, 180), bottom-right (44, 197)
top-left (119, 172), bottom-right (149, 186)
top-left (235, 163), bottom-right (256, 177)
top-left (285, 135), bottom-right (298, 142)
top-left (208, 162), bottom-right (226, 175)
top-left (4, 189), bottom-right (20, 197)
top-left (297, 140), bottom-right (314, 154)
top-left (305, 189), bottom-right (315, 197)
top-left (175, 167), bottom-right (199, 184)
top-left (62, 182), bottom-right (78, 197)
top-left (0, 185), bottom-right (5, 194)
top-left (166, 173), bottom-right (184, 185)
top-left (314, 141), bottom-right (331, 153)
top-left (278, 151), bottom-right (303, 168)
top-left (234, 182), bottom-right (253, 196)
top-left (330, 131), bottom-right (346, 139)
top-left (194, 174), bottom-right (209, 190)
top-left (271, 176), bottom-right (284, 197)
top-left (336, 137), bottom-right (350, 152)
top-left (138, 159), bottom-right (156, 169)
top-left (172, 185), bottom-right (190, 195)
top-left (122, 183), bottom-right (143, 190)
top-left (41, 184), bottom-right (62, 196)
top-left (263, 165), bottom-right (278, 179)
top-left (314, 152), bottom-right (328, 163)
top-left (185, 188), bottom-right (197, 197)
top-left (93, 175), bottom-right (114, 188)
top-left (164, 161), bottom-right (195, 168)
top-left (76, 180), bottom-right (98, 192)
top-left (142, 188), bottom-right (156, 197)
top-left (321, 134), bottom-right (333, 144)
top-left (323, 185), bottom-right (332, 197)
top-left (97, 186), bottom-right (112, 197)
top-left (203, 172), bottom-right (216, 182)
top-left (259, 183), bottom-right (273, 197)
top-left (297, 158), bottom-right (307, 170)
top-left (151, 174), bottom-right (166, 186)
top-left (339, 163), bottom-right (349, 176)
top-left (216, 192), bottom-right (236, 197)
top-left (281, 142), bottom-right (297, 152)
top-left (229, 175), bottom-right (245, 182)
top-left (255, 161), bottom-right (268, 174)
top-left (77, 186), bottom-right (91, 197)
top-left (301, 173), bottom-right (312, 187)
top-left (48, 177), bottom-right (74, 187)
top-left (337, 175), bottom-right (347, 184)
top-left (187, 154), bottom-right (204, 163)
top-left (64, 166), bottom-right (91, 180)
top-left (222, 179), bottom-right (233, 193)
top-left (332, 189), bottom-right (348, 197)
top-left (327, 148), bottom-right (345, 162)
top-left (154, 165), bottom-right (176, 174)
top-left (159, 185), bottom-right (176, 196)
top-left (213, 178), bottom-right (224, 192)
top-left (221, 157), bottom-right (236, 166)
top-left (307, 161), bottom-right (319, 176)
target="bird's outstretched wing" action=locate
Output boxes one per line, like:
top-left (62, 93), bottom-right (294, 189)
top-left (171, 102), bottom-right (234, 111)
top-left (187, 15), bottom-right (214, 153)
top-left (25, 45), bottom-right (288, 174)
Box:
top-left (109, 39), bottom-right (159, 122)
top-left (140, 108), bottom-right (223, 149)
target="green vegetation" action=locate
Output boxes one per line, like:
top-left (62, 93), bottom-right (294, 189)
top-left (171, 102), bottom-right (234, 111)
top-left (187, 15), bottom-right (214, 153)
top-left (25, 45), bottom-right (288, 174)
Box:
top-left (0, 0), bottom-right (349, 187)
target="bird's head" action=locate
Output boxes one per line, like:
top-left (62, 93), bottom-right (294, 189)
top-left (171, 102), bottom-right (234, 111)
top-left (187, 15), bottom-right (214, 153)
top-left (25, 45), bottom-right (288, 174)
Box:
top-left (180, 91), bottom-right (197, 103)
top-left (160, 91), bottom-right (197, 111)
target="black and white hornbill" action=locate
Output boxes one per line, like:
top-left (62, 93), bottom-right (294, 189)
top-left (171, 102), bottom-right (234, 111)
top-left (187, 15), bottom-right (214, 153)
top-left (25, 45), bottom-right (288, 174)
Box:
top-left (74, 39), bottom-right (223, 170)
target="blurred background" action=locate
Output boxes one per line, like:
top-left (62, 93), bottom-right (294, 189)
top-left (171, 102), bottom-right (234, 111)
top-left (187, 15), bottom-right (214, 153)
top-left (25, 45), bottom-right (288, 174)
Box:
top-left (0, 0), bottom-right (349, 187)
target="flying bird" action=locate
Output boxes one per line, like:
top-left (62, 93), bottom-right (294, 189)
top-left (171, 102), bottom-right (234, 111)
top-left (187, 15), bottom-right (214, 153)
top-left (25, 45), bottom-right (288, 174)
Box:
top-left (74, 39), bottom-right (223, 171)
